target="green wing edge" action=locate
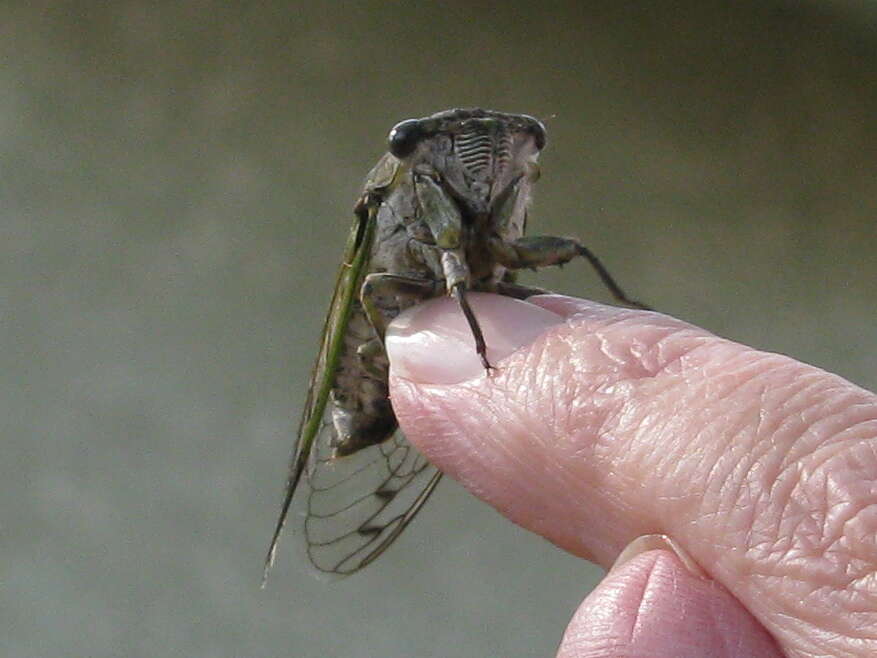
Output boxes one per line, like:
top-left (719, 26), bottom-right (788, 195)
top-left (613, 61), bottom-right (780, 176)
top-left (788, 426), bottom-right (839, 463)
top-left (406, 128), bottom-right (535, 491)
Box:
top-left (261, 200), bottom-right (378, 586)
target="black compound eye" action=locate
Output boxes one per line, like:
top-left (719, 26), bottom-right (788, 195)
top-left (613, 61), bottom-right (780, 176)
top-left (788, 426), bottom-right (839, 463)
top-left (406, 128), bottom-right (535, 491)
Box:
top-left (387, 119), bottom-right (423, 158)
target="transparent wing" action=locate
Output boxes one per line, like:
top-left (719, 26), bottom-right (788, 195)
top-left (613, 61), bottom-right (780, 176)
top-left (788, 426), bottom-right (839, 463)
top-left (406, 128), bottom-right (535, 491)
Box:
top-left (304, 419), bottom-right (442, 575)
top-left (262, 204), bottom-right (376, 583)
top-left (264, 173), bottom-right (441, 581)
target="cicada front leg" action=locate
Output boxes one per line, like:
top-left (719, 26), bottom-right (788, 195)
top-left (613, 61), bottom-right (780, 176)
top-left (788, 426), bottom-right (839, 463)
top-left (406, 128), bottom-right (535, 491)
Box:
top-left (438, 250), bottom-right (493, 371)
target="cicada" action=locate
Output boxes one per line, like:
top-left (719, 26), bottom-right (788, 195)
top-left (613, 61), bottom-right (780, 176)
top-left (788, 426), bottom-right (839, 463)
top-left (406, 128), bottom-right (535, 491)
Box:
top-left (264, 108), bottom-right (646, 581)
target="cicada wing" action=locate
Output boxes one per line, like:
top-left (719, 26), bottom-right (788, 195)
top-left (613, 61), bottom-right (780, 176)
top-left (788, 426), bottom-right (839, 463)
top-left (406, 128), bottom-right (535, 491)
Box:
top-left (264, 153), bottom-right (439, 580)
top-left (263, 204), bottom-right (378, 583)
top-left (304, 419), bottom-right (442, 575)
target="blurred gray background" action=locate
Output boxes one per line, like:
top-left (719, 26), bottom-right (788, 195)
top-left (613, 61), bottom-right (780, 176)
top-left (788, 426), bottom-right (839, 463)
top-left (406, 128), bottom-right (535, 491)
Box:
top-left (2, 1), bottom-right (875, 656)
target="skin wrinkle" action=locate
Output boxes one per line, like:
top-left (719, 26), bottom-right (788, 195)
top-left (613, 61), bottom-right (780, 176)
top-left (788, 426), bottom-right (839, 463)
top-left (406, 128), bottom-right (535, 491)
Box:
top-left (825, 495), bottom-right (870, 572)
top-left (639, 330), bottom-right (717, 380)
top-left (804, 395), bottom-right (877, 460)
top-left (652, 358), bottom-right (784, 528)
top-left (650, 363), bottom-right (758, 512)
top-left (414, 374), bottom-right (564, 509)
top-left (627, 555), bottom-right (661, 646)
top-left (727, 460), bottom-right (768, 557)
top-left (770, 611), bottom-right (822, 658)
top-left (785, 614), bottom-right (865, 658)
top-left (684, 359), bottom-right (830, 567)
top-left (446, 389), bottom-right (504, 484)
top-left (408, 385), bottom-right (476, 473)
top-left (528, 331), bottom-right (569, 418)
top-left (748, 366), bottom-right (823, 451)
top-left (764, 457), bottom-right (817, 555)
top-left (535, 339), bottom-right (572, 441)
top-left (776, 380), bottom-right (870, 468)
top-left (513, 339), bottom-right (560, 440)
top-left (617, 337), bottom-right (877, 656)
top-left (808, 458), bottom-right (877, 586)
top-left (517, 419), bottom-right (610, 544)
top-left (560, 324), bottom-right (763, 558)
top-left (771, 379), bottom-right (848, 464)
top-left (748, 434), bottom-right (877, 651)
top-left (727, 402), bottom-right (790, 536)
top-left (532, 330), bottom-right (659, 555)
top-left (842, 414), bottom-right (877, 440)
top-left (549, 338), bottom-right (629, 461)
top-left (652, 336), bottom-right (868, 648)
top-left (582, 389), bottom-right (636, 469)
top-left (422, 367), bottom-right (590, 538)
top-left (565, 312), bottom-right (712, 383)
top-left (560, 325), bottom-right (692, 462)
top-left (784, 446), bottom-right (870, 564)
top-left (707, 585), bottom-right (739, 658)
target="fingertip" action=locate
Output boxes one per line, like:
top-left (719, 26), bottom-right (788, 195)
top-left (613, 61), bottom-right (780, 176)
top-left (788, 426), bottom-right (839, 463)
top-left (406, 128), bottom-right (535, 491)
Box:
top-left (386, 293), bottom-right (564, 385)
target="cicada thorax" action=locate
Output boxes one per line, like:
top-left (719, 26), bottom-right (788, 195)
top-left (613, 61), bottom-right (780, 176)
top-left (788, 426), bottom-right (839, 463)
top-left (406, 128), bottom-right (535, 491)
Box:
top-left (325, 119), bottom-right (540, 459)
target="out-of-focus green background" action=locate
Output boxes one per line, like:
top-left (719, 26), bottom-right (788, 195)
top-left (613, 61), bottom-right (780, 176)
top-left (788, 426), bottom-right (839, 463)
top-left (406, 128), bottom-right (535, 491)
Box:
top-left (2, 2), bottom-right (874, 656)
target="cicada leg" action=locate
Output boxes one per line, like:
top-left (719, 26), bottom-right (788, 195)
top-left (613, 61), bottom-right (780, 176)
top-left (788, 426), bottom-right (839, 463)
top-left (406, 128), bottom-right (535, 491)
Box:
top-left (360, 273), bottom-right (441, 342)
top-left (362, 266), bottom-right (495, 373)
top-left (494, 281), bottom-right (550, 300)
top-left (437, 249), bottom-right (494, 372)
top-left (449, 282), bottom-right (492, 371)
top-left (489, 236), bottom-right (651, 310)
top-left (356, 338), bottom-right (387, 379)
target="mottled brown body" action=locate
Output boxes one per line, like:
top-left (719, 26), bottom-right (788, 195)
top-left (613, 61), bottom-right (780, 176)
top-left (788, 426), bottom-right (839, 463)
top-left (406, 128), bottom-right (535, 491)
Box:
top-left (330, 111), bottom-right (539, 457)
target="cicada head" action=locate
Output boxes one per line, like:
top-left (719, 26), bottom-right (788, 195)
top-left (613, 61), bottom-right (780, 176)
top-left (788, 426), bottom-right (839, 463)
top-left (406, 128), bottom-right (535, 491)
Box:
top-left (386, 108), bottom-right (545, 222)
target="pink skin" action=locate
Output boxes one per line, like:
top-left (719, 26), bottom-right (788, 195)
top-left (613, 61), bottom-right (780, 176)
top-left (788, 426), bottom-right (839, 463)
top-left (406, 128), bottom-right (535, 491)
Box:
top-left (385, 293), bottom-right (877, 658)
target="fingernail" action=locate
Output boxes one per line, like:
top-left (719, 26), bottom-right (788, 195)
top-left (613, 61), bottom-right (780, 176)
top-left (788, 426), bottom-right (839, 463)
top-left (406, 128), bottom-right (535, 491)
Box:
top-left (610, 534), bottom-right (706, 579)
top-left (385, 292), bottom-right (564, 385)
